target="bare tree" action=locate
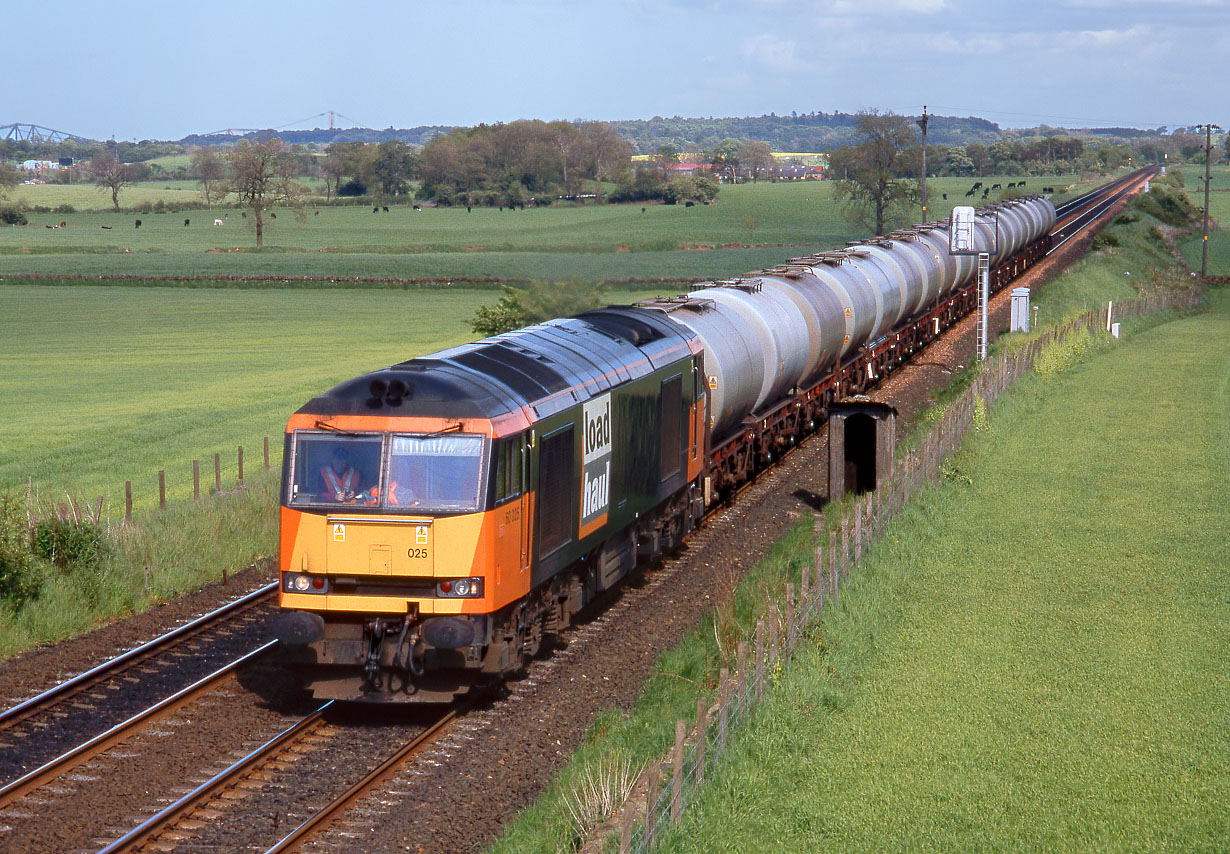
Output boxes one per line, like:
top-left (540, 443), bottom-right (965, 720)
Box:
top-left (89, 150), bottom-right (138, 211)
top-left (225, 138), bottom-right (304, 247)
top-left (828, 111), bottom-right (919, 235)
top-left (190, 146), bottom-right (227, 208)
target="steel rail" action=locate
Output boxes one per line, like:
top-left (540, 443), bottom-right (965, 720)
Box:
top-left (0, 640), bottom-right (277, 810)
top-left (0, 581), bottom-right (277, 732)
top-left (1048, 171), bottom-right (1152, 255)
top-left (264, 707), bottom-right (463, 853)
top-left (97, 701), bottom-right (333, 854)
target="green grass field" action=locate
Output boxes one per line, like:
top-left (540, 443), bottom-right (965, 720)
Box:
top-left (2, 176), bottom-right (1085, 283)
top-left (652, 291), bottom-right (1230, 852)
top-left (1175, 166), bottom-right (1230, 276)
top-left (0, 284), bottom-right (675, 513)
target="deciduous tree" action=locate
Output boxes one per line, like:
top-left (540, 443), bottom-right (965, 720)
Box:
top-left (738, 140), bottom-right (775, 182)
top-left (89, 150), bottom-right (138, 211)
top-left (190, 147), bottom-right (227, 208)
top-left (225, 138), bottom-right (304, 248)
top-left (829, 111), bottom-right (919, 235)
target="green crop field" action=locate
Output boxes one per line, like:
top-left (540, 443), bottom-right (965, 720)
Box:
top-left (654, 292), bottom-right (1229, 852)
top-left (1176, 166), bottom-right (1230, 276)
top-left (2, 176), bottom-right (1084, 283)
top-left (0, 283), bottom-right (669, 513)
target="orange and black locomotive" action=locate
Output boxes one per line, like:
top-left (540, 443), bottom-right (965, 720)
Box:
top-left (274, 309), bottom-right (707, 701)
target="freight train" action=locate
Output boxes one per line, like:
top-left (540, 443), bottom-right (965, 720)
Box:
top-left (273, 195), bottom-right (1057, 701)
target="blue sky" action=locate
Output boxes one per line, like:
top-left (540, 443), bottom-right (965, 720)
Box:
top-left (8, 0), bottom-right (1227, 140)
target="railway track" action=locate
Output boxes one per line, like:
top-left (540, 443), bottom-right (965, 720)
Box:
top-left (1050, 167), bottom-right (1156, 252)
top-left (0, 582), bottom-right (277, 794)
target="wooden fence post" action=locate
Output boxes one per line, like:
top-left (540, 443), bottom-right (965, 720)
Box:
top-left (718, 668), bottom-right (730, 752)
top-left (753, 621), bottom-right (765, 699)
top-left (768, 606), bottom-right (779, 668)
top-left (264, 436), bottom-right (270, 471)
top-left (736, 642), bottom-right (748, 698)
top-left (158, 470), bottom-right (166, 510)
top-left (695, 695), bottom-right (709, 785)
top-left (645, 762), bottom-right (661, 850)
top-left (214, 453), bottom-right (221, 494)
top-left (814, 547), bottom-right (826, 614)
top-left (786, 583), bottom-right (796, 647)
top-left (854, 501), bottom-right (863, 562)
top-left (124, 481), bottom-right (132, 525)
top-left (193, 460), bottom-right (200, 500)
top-left (671, 720), bottom-right (686, 823)
top-left (237, 445), bottom-right (244, 486)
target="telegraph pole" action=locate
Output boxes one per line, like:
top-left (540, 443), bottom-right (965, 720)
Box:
top-left (1197, 123), bottom-right (1221, 281)
top-left (916, 105), bottom-right (930, 219)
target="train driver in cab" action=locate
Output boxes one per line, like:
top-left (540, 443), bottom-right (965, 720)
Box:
top-left (320, 447), bottom-right (361, 503)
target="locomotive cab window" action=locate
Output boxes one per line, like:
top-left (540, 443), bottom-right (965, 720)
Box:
top-left (289, 433), bottom-right (383, 506)
top-left (387, 435), bottom-right (486, 511)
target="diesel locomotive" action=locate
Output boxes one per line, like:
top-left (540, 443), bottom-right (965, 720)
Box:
top-left (273, 195), bottom-right (1057, 702)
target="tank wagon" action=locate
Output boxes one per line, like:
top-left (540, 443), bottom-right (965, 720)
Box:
top-left (274, 195), bottom-right (1055, 702)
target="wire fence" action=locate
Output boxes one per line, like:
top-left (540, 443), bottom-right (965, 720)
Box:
top-left (105, 437), bottom-right (276, 525)
top-left (616, 287), bottom-right (1204, 853)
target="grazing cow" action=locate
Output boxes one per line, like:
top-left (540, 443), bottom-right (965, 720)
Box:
top-left (965, 188), bottom-right (975, 197)
top-left (373, 206), bottom-right (379, 213)
top-left (135, 220), bottom-right (142, 229)
top-left (685, 201), bottom-right (695, 207)
top-left (1020, 180), bottom-right (1026, 187)
top-left (942, 193), bottom-right (948, 200)
top-left (382, 206), bottom-right (389, 212)
top-left (101, 225), bottom-right (113, 229)
top-left (982, 189), bottom-right (990, 198)
top-left (972, 182), bottom-right (983, 189)
top-left (641, 207), bottom-right (646, 213)
top-left (240, 212), bottom-right (245, 218)
top-left (214, 219), bottom-right (224, 226)
top-left (60, 221), bottom-right (66, 228)
top-left (270, 212), bottom-right (276, 219)
top-left (991, 183), bottom-right (1001, 190)
top-left (413, 205), bottom-right (421, 211)
top-left (314, 210), bottom-right (319, 216)
top-left (1007, 182), bottom-right (1017, 189)
top-left (184, 218), bottom-right (190, 226)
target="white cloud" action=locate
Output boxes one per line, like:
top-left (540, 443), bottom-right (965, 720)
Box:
top-left (740, 34), bottom-right (815, 71)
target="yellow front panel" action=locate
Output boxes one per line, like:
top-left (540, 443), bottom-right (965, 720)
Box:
top-left (325, 515), bottom-right (434, 577)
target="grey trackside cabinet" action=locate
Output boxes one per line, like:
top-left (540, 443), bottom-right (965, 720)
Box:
top-left (1010, 287), bottom-right (1031, 333)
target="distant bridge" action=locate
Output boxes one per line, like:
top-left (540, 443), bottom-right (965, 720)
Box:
top-left (1, 123), bottom-right (88, 143)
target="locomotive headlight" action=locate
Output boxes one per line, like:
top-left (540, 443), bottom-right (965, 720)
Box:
top-left (437, 578), bottom-right (483, 598)
top-left (284, 573), bottom-right (327, 594)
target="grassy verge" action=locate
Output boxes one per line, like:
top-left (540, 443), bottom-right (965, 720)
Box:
top-left (0, 468), bottom-right (278, 660)
top-left (657, 287), bottom-right (1228, 852)
top-left (489, 209), bottom-right (1218, 852)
